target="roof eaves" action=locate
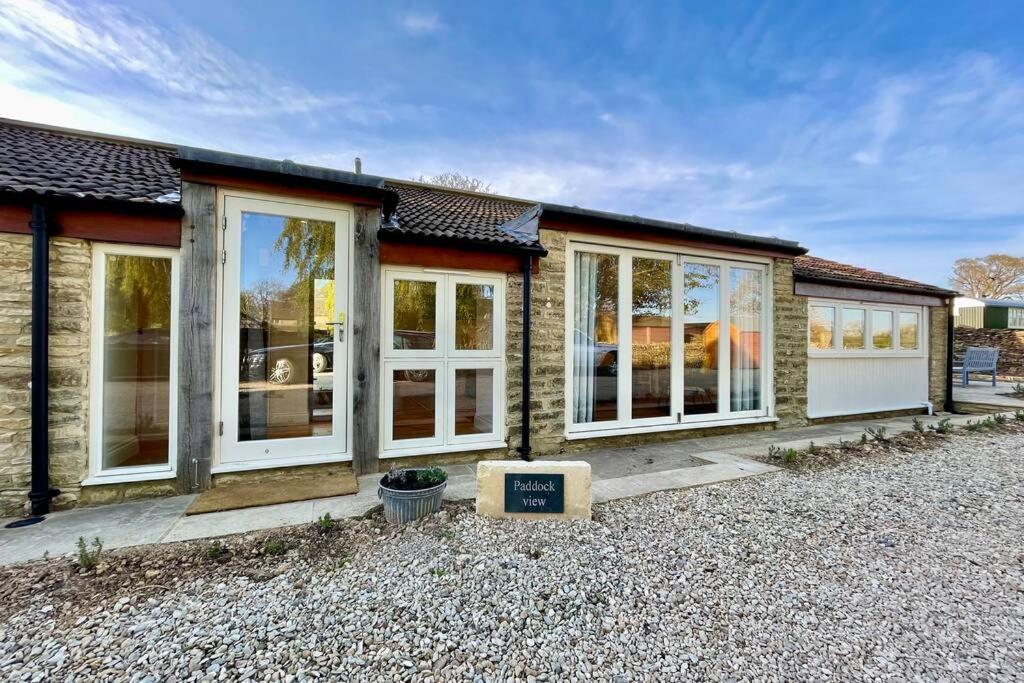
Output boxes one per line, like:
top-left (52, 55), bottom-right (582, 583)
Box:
top-left (174, 147), bottom-right (399, 216)
top-left (794, 271), bottom-right (958, 298)
top-left (0, 187), bottom-right (184, 217)
top-left (539, 203), bottom-right (807, 256)
top-left (378, 225), bottom-right (547, 255)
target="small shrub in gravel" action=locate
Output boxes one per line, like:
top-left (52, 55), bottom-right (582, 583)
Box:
top-left (76, 537), bottom-right (103, 570)
top-left (316, 512), bottom-right (335, 534)
top-left (262, 538), bottom-right (287, 556)
top-left (205, 541), bottom-right (230, 563)
top-left (865, 426), bottom-right (887, 442)
top-left (759, 416), bottom-right (1024, 472)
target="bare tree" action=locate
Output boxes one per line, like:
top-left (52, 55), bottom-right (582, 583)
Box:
top-left (415, 171), bottom-right (492, 193)
top-left (950, 254), bottom-right (1024, 299)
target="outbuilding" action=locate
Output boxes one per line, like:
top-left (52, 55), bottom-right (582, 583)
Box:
top-left (954, 297), bottom-right (1024, 330)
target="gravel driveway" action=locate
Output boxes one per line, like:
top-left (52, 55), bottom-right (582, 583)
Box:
top-left (3, 431), bottom-right (1023, 681)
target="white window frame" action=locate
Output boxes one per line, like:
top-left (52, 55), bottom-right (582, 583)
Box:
top-left (447, 360), bottom-right (505, 446)
top-left (382, 360), bottom-right (445, 452)
top-left (807, 298), bottom-right (927, 358)
top-left (85, 243), bottom-right (180, 485)
top-left (384, 270), bottom-right (445, 359)
top-left (382, 266), bottom-right (506, 457)
top-left (215, 193), bottom-right (353, 469)
top-left (564, 238), bottom-right (775, 439)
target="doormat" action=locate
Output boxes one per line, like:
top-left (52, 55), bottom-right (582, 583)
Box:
top-left (186, 470), bottom-right (359, 515)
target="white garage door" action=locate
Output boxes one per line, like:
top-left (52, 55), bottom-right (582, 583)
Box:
top-left (806, 299), bottom-right (930, 418)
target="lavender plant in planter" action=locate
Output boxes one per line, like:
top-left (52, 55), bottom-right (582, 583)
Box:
top-left (378, 467), bottom-right (448, 524)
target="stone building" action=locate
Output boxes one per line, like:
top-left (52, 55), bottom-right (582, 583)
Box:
top-left (0, 119), bottom-right (957, 517)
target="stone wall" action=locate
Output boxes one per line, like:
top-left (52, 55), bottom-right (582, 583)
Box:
top-left (0, 235), bottom-right (91, 517)
top-left (506, 232), bottom-right (569, 459)
top-left (929, 307), bottom-right (950, 405)
top-left (773, 259), bottom-right (808, 428)
top-left (954, 325), bottom-right (1024, 380)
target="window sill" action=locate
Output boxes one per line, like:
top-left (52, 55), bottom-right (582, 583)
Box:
top-left (82, 469), bottom-right (177, 486)
top-left (381, 440), bottom-right (507, 459)
top-left (565, 415), bottom-right (778, 440)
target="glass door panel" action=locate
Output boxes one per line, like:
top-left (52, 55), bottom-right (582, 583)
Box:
top-left (571, 251), bottom-right (620, 424)
top-left (221, 197), bottom-right (349, 464)
top-left (682, 263), bottom-right (721, 415)
top-left (238, 212), bottom-right (335, 441)
top-left (729, 267), bottom-right (763, 412)
top-left (630, 257), bottom-right (672, 419)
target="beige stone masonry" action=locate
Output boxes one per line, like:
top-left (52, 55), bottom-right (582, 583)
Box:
top-left (773, 258), bottom-right (808, 428)
top-left (0, 235), bottom-right (91, 517)
top-left (476, 460), bottom-right (591, 520)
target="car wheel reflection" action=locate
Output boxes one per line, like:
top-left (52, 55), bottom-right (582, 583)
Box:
top-left (268, 358), bottom-right (294, 385)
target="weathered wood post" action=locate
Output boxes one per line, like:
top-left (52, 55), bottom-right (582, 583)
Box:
top-left (177, 181), bottom-right (217, 492)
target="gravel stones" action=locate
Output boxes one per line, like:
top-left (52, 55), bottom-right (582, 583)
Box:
top-left (3, 432), bottom-right (1023, 680)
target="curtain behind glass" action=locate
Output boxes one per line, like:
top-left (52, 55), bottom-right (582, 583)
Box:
top-left (729, 268), bottom-right (762, 411)
top-left (573, 252), bottom-right (598, 423)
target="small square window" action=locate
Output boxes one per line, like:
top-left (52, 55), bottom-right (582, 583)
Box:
top-left (899, 312), bottom-right (919, 349)
top-left (872, 310), bottom-right (893, 350)
top-left (842, 308), bottom-right (865, 349)
top-left (809, 305), bottom-right (835, 350)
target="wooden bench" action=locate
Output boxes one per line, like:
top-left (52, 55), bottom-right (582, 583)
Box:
top-left (953, 346), bottom-right (1000, 387)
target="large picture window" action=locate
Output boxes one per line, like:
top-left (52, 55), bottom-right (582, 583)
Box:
top-left (88, 245), bottom-right (179, 482)
top-left (383, 269), bottom-right (504, 454)
top-left (568, 243), bottom-right (770, 435)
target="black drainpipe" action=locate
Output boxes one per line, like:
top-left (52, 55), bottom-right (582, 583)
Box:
top-left (944, 297), bottom-right (955, 414)
top-left (28, 203), bottom-right (59, 516)
top-left (517, 254), bottom-right (533, 461)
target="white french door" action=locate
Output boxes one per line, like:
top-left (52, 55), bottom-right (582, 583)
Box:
top-left (219, 195), bottom-right (351, 466)
top-left (566, 240), bottom-right (771, 436)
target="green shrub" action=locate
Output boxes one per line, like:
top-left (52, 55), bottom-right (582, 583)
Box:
top-left (416, 466), bottom-right (448, 487)
top-left (808, 441), bottom-right (819, 455)
top-left (76, 536), bottom-right (103, 569)
top-left (993, 413), bottom-right (1008, 425)
top-left (206, 541), bottom-right (229, 561)
top-left (316, 512), bottom-right (335, 533)
top-left (1014, 410), bottom-right (1024, 422)
top-left (782, 448), bottom-right (799, 464)
top-left (928, 418), bottom-right (953, 434)
top-left (262, 538), bottom-right (287, 556)
top-left (911, 417), bottom-right (925, 434)
top-left (865, 426), bottom-right (888, 442)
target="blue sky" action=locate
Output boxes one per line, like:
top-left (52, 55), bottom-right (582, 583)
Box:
top-left (1, 0), bottom-right (1022, 286)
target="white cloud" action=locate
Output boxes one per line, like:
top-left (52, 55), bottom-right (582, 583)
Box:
top-left (400, 11), bottom-right (444, 36)
top-left (0, 0), bottom-right (376, 134)
top-left (851, 80), bottom-right (915, 165)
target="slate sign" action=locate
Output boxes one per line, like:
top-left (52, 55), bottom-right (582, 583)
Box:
top-left (504, 473), bottom-right (565, 513)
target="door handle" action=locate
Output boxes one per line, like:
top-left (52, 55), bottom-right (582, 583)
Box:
top-left (326, 321), bottom-right (345, 341)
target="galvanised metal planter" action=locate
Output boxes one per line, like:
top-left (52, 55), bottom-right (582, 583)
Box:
top-left (378, 475), bottom-right (447, 524)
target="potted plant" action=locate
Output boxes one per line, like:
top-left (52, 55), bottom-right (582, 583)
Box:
top-left (378, 466), bottom-right (448, 524)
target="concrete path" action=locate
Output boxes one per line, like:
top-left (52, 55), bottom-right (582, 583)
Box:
top-left (0, 411), bottom-right (1001, 566)
top-left (954, 381), bottom-right (1024, 411)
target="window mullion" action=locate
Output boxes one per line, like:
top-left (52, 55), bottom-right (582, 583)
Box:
top-left (619, 255), bottom-right (632, 424)
top-left (718, 263), bottom-right (731, 414)
top-left (671, 258), bottom-right (684, 421)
